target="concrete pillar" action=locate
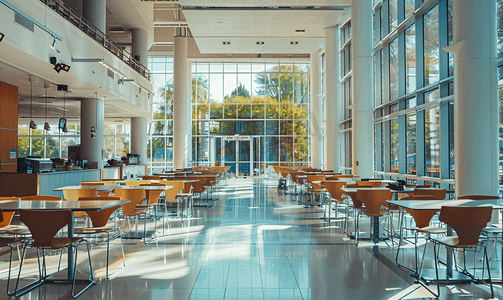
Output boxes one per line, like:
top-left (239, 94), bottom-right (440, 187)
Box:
top-left (451, 1), bottom-right (498, 200)
top-left (81, 97), bottom-right (104, 169)
top-left (187, 59), bottom-right (193, 167)
top-left (351, 0), bottom-right (374, 178)
top-left (310, 52), bottom-right (321, 169)
top-left (131, 117), bottom-right (148, 165)
top-left (173, 35), bottom-right (188, 170)
top-left (325, 25), bottom-right (341, 172)
top-left (132, 29), bottom-right (149, 67)
top-left (83, 0), bottom-right (106, 33)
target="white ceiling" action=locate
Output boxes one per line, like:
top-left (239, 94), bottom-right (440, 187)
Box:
top-left (179, 0), bottom-right (348, 54)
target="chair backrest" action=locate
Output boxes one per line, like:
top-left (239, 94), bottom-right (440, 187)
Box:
top-left (413, 188), bottom-right (446, 199)
top-left (356, 181), bottom-right (382, 188)
top-left (458, 195), bottom-right (499, 200)
top-left (125, 180), bottom-right (152, 186)
top-left (401, 196), bottom-right (444, 228)
top-left (0, 197), bottom-right (19, 228)
top-left (114, 188), bottom-right (146, 215)
top-left (142, 176), bottom-right (161, 180)
top-left (78, 197), bottom-right (121, 227)
top-left (439, 206), bottom-right (492, 246)
top-left (80, 182), bottom-right (105, 186)
top-left (63, 188), bottom-right (98, 201)
top-left (307, 175), bottom-right (326, 191)
top-left (19, 209), bottom-right (72, 248)
top-left (190, 177), bottom-right (206, 193)
top-left (356, 189), bottom-right (392, 216)
top-left (159, 180), bottom-right (185, 202)
top-left (20, 196), bottom-right (62, 201)
top-left (139, 184), bottom-right (165, 205)
top-left (324, 181), bottom-right (347, 202)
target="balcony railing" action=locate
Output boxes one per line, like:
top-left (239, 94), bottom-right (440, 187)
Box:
top-left (40, 0), bottom-right (151, 81)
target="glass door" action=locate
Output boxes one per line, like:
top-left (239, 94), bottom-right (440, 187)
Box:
top-left (222, 137), bottom-right (254, 178)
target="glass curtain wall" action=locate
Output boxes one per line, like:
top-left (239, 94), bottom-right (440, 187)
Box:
top-left (368, 0), bottom-right (454, 186)
top-left (191, 61), bottom-right (310, 173)
top-left (147, 54), bottom-right (174, 173)
top-left (17, 121), bottom-right (129, 160)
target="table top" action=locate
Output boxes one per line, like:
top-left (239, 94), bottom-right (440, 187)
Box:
top-left (298, 174), bottom-right (334, 179)
top-left (385, 199), bottom-right (503, 210)
top-left (53, 185), bottom-right (121, 191)
top-left (0, 200), bottom-right (129, 212)
top-left (116, 185), bottom-right (173, 191)
top-left (341, 187), bottom-right (392, 193)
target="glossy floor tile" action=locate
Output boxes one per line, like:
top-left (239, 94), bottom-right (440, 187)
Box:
top-left (0, 177), bottom-right (501, 299)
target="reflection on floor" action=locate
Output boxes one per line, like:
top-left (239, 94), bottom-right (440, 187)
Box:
top-left (0, 178), bottom-right (499, 299)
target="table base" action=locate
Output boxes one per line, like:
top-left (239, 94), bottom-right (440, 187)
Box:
top-left (122, 230), bottom-right (157, 240)
top-left (349, 232), bottom-right (388, 241)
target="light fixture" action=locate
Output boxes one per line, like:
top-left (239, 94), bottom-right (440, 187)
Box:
top-left (59, 91), bottom-right (68, 133)
top-left (54, 63), bottom-right (62, 73)
top-left (256, 41), bottom-right (264, 45)
top-left (223, 41), bottom-right (231, 45)
top-left (44, 86), bottom-right (50, 131)
top-left (61, 64), bottom-right (70, 72)
top-left (290, 41), bottom-right (299, 45)
top-left (29, 78), bottom-right (36, 129)
top-left (51, 37), bottom-right (56, 49)
top-left (0, 32), bottom-right (4, 42)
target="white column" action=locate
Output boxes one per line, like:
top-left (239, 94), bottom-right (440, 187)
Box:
top-left (131, 117), bottom-right (148, 165)
top-left (83, 0), bottom-right (106, 33)
top-left (351, 0), bottom-right (374, 178)
top-left (132, 29), bottom-right (149, 67)
top-left (187, 59), bottom-right (193, 167)
top-left (81, 97), bottom-right (104, 169)
top-left (325, 25), bottom-right (340, 172)
top-left (310, 52), bottom-right (321, 169)
top-left (173, 35), bottom-right (188, 170)
top-left (452, 0), bottom-right (498, 199)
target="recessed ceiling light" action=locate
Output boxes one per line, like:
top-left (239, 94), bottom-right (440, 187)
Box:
top-left (290, 41), bottom-right (299, 45)
top-left (223, 41), bottom-right (231, 45)
top-left (256, 41), bottom-right (264, 45)
top-left (217, 21), bottom-right (224, 24)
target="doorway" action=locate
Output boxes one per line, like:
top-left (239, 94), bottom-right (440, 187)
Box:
top-left (222, 136), bottom-right (253, 178)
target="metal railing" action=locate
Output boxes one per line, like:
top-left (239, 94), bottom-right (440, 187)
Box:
top-left (40, 0), bottom-right (150, 81)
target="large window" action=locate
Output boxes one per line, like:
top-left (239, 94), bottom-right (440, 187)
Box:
top-left (405, 24), bottom-right (416, 94)
top-left (389, 38), bottom-right (399, 100)
top-left (424, 5), bottom-right (439, 86)
top-left (191, 61), bottom-right (310, 168)
top-left (390, 118), bottom-right (399, 173)
top-left (425, 107), bottom-right (440, 178)
top-left (389, 0), bottom-right (398, 33)
top-left (407, 112), bottom-right (416, 174)
top-left (147, 55), bottom-right (175, 173)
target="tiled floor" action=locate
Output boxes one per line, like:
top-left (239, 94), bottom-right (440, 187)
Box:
top-left (0, 178), bottom-right (500, 299)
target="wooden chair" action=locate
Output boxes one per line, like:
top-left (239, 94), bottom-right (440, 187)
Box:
top-left (142, 176), bottom-right (161, 180)
top-left (114, 188), bottom-right (149, 243)
top-left (395, 196), bottom-right (447, 275)
top-left (63, 189), bottom-right (98, 220)
top-left (74, 197), bottom-right (125, 279)
top-left (124, 180), bottom-right (151, 187)
top-left (138, 184), bottom-right (167, 233)
top-left (0, 208), bottom-right (23, 295)
top-left (323, 181), bottom-right (347, 226)
top-left (418, 206), bottom-right (494, 298)
top-left (413, 188), bottom-right (446, 199)
top-left (159, 180), bottom-right (189, 221)
top-left (356, 181), bottom-right (382, 188)
top-left (14, 209), bottom-right (94, 298)
top-left (0, 197), bottom-right (22, 234)
top-left (355, 189), bottom-right (392, 246)
top-left (305, 174), bottom-right (326, 207)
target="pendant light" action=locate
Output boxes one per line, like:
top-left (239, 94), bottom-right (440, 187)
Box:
top-left (29, 78), bottom-right (37, 129)
top-left (62, 92), bottom-right (68, 133)
top-left (44, 87), bottom-right (50, 131)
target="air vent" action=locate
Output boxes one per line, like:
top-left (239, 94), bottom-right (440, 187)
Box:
top-left (15, 12), bottom-right (34, 32)
top-left (109, 27), bottom-right (125, 33)
top-left (108, 69), bottom-right (114, 79)
top-left (295, 30), bottom-right (305, 33)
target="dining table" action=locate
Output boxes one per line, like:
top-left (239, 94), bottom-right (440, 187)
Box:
top-left (386, 198), bottom-right (503, 282)
top-left (0, 199), bottom-right (129, 283)
top-left (53, 184), bottom-right (121, 192)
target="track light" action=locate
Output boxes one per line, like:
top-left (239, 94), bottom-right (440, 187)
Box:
top-left (0, 32), bottom-right (4, 42)
top-left (54, 63), bottom-right (70, 73)
top-left (51, 37), bottom-right (56, 49)
top-left (29, 120), bottom-right (37, 129)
